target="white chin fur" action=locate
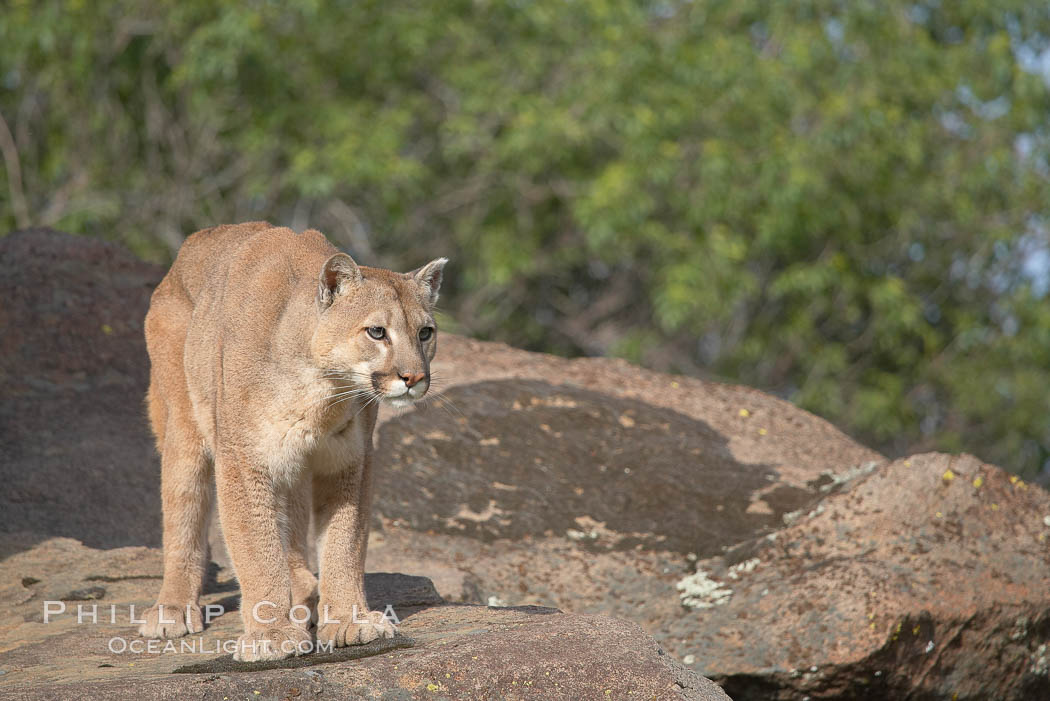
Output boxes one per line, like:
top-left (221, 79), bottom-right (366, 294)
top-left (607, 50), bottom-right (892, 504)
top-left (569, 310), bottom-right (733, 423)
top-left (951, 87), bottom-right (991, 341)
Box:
top-left (385, 396), bottom-right (417, 408)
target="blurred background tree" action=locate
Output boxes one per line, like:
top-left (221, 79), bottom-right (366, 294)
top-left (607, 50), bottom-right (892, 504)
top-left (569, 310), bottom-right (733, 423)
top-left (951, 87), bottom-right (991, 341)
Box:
top-left (3, 0), bottom-right (1049, 478)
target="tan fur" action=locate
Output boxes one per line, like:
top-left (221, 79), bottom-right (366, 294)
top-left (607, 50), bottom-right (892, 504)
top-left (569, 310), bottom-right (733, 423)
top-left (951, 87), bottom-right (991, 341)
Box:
top-left (138, 222), bottom-right (446, 661)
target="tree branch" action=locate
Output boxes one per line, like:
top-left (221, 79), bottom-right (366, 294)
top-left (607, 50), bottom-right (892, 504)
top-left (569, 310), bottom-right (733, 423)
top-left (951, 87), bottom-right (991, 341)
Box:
top-left (0, 109), bottom-right (30, 228)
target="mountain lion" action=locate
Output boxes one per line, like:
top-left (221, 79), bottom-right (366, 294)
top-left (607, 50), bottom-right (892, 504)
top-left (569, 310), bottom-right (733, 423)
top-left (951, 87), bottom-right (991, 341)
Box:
top-left (137, 221), bottom-right (447, 661)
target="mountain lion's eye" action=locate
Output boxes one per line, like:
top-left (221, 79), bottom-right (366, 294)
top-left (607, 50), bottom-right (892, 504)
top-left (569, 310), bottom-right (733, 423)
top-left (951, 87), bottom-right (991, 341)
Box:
top-left (367, 326), bottom-right (386, 340)
top-left (418, 326), bottom-right (434, 341)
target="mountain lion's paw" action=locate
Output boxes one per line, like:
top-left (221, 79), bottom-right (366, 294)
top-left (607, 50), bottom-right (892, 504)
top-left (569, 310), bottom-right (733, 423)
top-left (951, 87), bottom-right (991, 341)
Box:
top-left (317, 609), bottom-right (397, 647)
top-left (232, 623), bottom-right (313, 662)
top-left (138, 603), bottom-right (203, 639)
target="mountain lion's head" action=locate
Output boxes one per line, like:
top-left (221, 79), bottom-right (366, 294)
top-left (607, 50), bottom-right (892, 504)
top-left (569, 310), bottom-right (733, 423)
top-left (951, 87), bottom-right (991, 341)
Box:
top-left (311, 253), bottom-right (447, 408)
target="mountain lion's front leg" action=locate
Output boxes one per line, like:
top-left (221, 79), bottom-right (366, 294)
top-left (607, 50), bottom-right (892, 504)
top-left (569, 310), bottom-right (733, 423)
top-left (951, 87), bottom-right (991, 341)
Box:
top-left (284, 471), bottom-right (318, 621)
top-left (216, 451), bottom-right (311, 662)
top-left (313, 454), bottom-right (396, 647)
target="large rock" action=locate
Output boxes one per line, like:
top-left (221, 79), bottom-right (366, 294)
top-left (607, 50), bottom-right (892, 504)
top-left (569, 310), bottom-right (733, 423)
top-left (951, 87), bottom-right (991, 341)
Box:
top-left (669, 453), bottom-right (1050, 699)
top-left (0, 229), bottom-right (166, 552)
top-left (0, 536), bottom-right (728, 700)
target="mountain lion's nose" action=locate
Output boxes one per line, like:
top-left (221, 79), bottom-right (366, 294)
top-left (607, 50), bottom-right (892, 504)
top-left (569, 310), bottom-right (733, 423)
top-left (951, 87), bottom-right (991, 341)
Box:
top-left (400, 372), bottom-right (426, 388)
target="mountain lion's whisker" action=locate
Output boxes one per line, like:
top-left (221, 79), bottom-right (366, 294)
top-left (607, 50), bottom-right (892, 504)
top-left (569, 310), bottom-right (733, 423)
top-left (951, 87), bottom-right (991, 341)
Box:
top-left (345, 392), bottom-right (382, 420)
top-left (326, 385), bottom-right (383, 410)
top-left (323, 390), bottom-right (376, 411)
top-left (318, 392), bottom-right (371, 407)
top-left (311, 386), bottom-right (370, 403)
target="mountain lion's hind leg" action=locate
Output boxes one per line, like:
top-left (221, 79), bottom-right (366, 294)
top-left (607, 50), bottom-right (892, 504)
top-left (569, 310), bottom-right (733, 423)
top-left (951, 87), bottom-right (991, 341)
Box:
top-left (138, 409), bottom-right (212, 638)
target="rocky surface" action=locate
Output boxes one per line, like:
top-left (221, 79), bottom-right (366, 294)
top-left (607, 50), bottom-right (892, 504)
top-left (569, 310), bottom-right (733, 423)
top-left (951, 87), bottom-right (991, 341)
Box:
top-left (3, 227), bottom-right (1050, 699)
top-left (0, 536), bottom-right (727, 700)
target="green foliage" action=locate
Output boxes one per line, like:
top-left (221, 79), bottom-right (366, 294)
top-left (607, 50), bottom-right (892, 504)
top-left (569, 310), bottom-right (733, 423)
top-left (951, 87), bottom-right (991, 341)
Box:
top-left (3, 0), bottom-right (1050, 476)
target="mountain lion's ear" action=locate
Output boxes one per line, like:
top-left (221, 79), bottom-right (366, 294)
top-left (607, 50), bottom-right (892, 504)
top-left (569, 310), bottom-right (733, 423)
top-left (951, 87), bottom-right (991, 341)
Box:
top-left (410, 257), bottom-right (448, 306)
top-left (318, 253), bottom-right (361, 310)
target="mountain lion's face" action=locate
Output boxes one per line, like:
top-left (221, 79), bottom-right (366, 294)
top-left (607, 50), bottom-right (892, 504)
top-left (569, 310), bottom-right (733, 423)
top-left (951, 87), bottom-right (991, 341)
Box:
top-left (311, 254), bottom-right (447, 408)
